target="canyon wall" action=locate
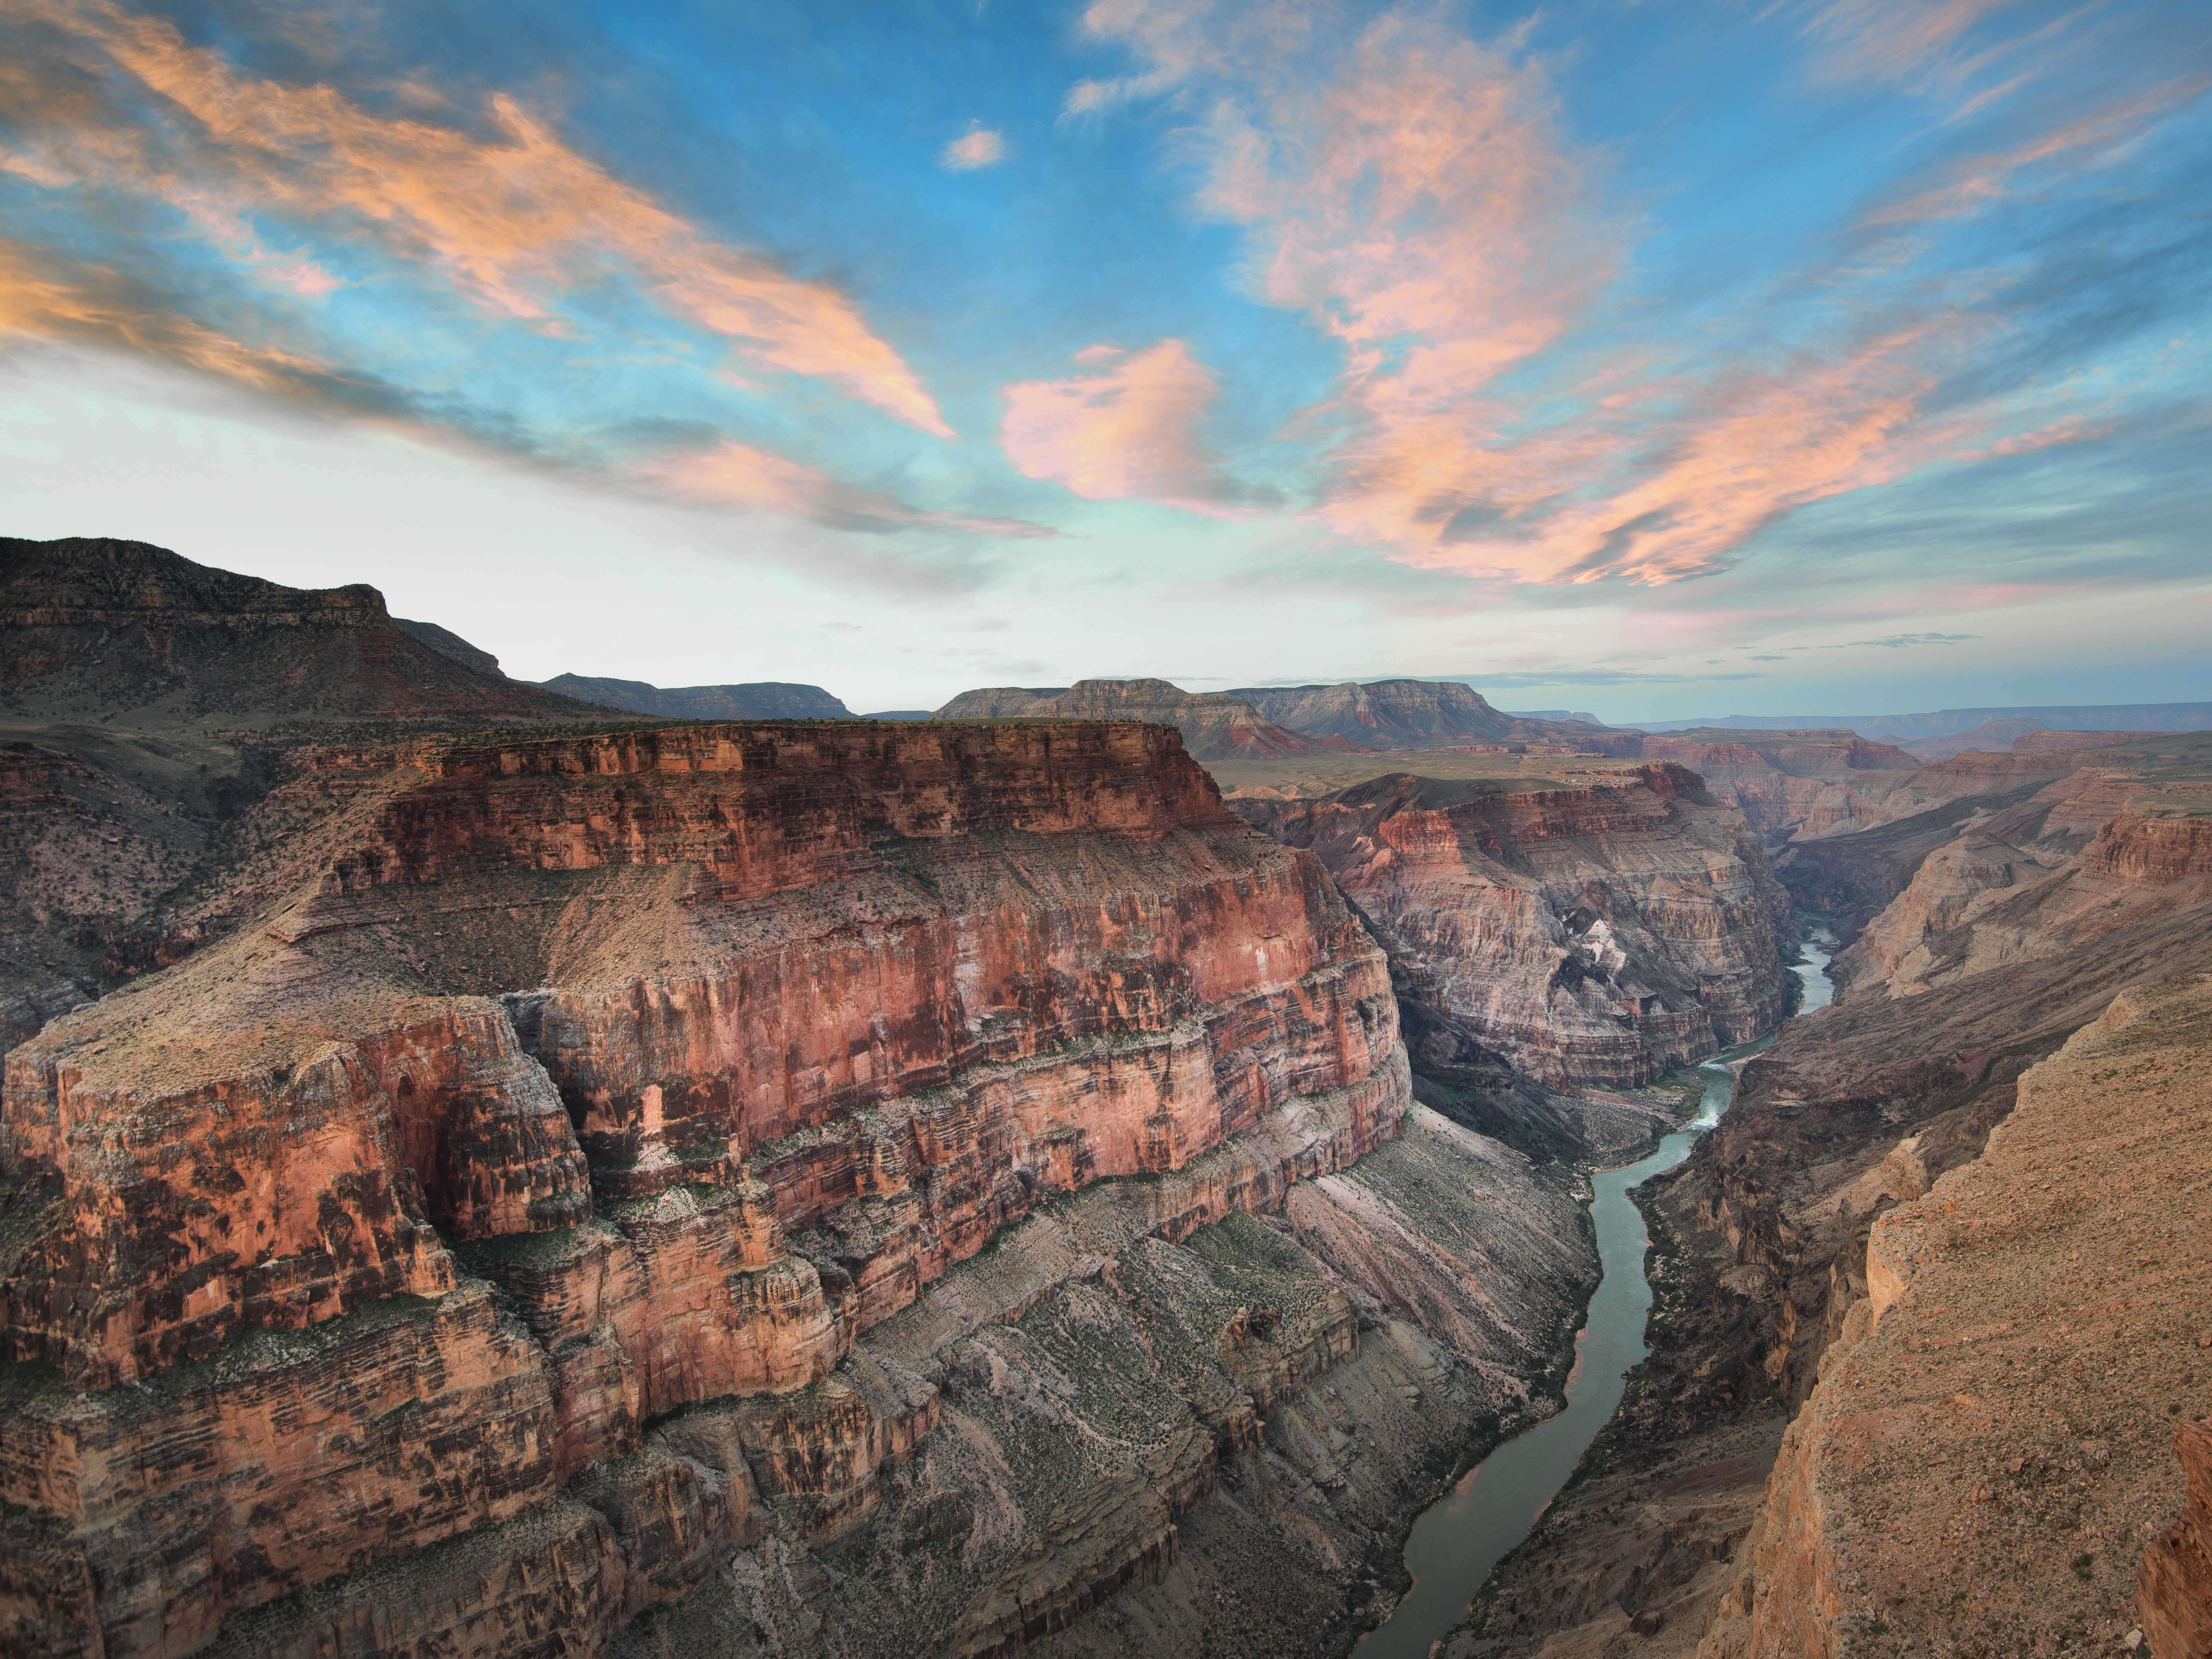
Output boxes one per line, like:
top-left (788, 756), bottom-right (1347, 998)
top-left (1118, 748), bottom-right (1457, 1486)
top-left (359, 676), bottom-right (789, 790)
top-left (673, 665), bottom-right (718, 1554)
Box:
top-left (0, 717), bottom-right (1598, 1659)
top-left (1700, 972), bottom-right (2212, 1657)
top-left (1236, 766), bottom-right (1791, 1092)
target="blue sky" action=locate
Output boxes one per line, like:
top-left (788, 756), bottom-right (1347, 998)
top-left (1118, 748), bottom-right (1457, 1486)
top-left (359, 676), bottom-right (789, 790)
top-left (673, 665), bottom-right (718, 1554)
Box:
top-left (1, 0), bottom-right (2206, 720)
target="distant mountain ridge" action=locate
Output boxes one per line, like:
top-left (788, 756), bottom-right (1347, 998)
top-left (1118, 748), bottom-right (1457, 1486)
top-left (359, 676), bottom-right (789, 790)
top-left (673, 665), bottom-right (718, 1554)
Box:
top-left (933, 679), bottom-right (1348, 759)
top-left (1226, 679), bottom-right (1513, 746)
top-left (540, 675), bottom-right (852, 720)
top-left (1640, 702), bottom-right (2212, 740)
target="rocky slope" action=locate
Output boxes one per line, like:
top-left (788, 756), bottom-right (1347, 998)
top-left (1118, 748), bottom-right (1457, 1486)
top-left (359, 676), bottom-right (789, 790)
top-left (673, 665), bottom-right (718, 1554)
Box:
top-left (1235, 768), bottom-right (1791, 1092)
top-left (934, 680), bottom-right (1348, 761)
top-left (1453, 734), bottom-right (2212, 1657)
top-left (1, 537), bottom-right (579, 726)
top-left (541, 675), bottom-right (854, 719)
top-left (0, 712), bottom-right (1607, 1659)
top-left (1700, 972), bottom-right (2212, 1657)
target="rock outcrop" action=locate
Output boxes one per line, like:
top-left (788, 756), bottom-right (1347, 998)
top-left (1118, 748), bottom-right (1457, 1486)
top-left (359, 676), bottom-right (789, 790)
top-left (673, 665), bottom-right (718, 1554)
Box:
top-left (0, 710), bottom-right (1607, 1659)
top-left (1235, 767), bottom-right (1790, 1090)
top-left (393, 617), bottom-right (505, 678)
top-left (0, 537), bottom-right (581, 725)
top-left (1697, 973), bottom-right (2212, 1657)
top-left (2142, 1418), bottom-right (2212, 1659)
top-left (934, 681), bottom-right (1350, 760)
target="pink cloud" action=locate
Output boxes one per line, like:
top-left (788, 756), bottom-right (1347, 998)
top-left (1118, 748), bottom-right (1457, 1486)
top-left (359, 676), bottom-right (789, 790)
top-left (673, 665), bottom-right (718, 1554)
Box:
top-left (940, 123), bottom-right (1007, 171)
top-left (8, 0), bottom-right (951, 435)
top-left (638, 438), bottom-right (1051, 538)
top-left (0, 235), bottom-right (344, 397)
top-left (1860, 82), bottom-right (2206, 227)
top-left (1801, 0), bottom-right (2026, 89)
top-left (1000, 339), bottom-right (1238, 509)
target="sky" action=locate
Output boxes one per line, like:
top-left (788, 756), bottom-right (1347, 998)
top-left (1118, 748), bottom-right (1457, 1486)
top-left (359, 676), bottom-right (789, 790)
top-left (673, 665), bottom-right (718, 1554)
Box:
top-left (1, 0), bottom-right (2207, 722)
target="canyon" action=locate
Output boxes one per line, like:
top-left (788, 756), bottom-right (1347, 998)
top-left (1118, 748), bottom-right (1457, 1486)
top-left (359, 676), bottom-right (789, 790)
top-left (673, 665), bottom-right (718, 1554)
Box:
top-left (4, 537), bottom-right (2207, 1658)
top-left (1450, 731), bottom-right (2212, 1658)
top-left (0, 542), bottom-right (1672, 1659)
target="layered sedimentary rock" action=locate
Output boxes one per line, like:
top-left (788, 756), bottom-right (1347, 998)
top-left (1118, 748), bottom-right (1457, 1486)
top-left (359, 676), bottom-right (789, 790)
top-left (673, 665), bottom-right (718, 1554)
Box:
top-left (933, 680), bottom-right (1349, 760)
top-left (1237, 767), bottom-right (1790, 1090)
top-left (0, 715), bottom-right (1548, 1659)
top-left (1636, 729), bottom-right (1921, 848)
top-left (1699, 973), bottom-right (2212, 1657)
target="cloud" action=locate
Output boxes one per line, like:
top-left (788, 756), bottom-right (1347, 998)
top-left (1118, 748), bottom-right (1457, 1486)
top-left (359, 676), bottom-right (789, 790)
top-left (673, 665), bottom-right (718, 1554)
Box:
top-left (4, 0), bottom-right (950, 434)
top-left (636, 437), bottom-right (1051, 538)
top-left (1844, 632), bottom-right (1981, 647)
top-left (1857, 82), bottom-right (2207, 229)
top-left (1000, 339), bottom-right (1242, 508)
top-left (1072, 4), bottom-right (1637, 566)
top-left (941, 123), bottom-right (1007, 171)
top-left (1800, 0), bottom-right (2026, 91)
top-left (1061, 0), bottom-right (1228, 118)
top-left (0, 235), bottom-right (411, 418)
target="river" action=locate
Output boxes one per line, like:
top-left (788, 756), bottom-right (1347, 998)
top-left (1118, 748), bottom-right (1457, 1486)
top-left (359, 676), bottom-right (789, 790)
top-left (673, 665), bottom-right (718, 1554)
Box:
top-left (1352, 928), bottom-right (1837, 1659)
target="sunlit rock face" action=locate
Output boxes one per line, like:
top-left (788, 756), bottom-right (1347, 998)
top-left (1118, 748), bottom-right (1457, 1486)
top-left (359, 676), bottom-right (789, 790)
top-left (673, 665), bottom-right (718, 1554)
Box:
top-left (3, 717), bottom-right (1560, 1659)
top-left (1236, 765), bottom-right (1792, 1090)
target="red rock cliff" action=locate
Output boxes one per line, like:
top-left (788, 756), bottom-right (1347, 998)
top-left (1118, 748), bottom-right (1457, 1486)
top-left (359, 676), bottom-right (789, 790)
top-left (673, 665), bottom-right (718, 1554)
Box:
top-left (0, 719), bottom-right (1415, 1656)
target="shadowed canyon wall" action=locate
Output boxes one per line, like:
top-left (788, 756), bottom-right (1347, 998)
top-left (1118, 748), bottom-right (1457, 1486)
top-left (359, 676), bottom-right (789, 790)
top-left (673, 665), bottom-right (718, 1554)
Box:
top-left (1235, 766), bottom-right (1792, 1093)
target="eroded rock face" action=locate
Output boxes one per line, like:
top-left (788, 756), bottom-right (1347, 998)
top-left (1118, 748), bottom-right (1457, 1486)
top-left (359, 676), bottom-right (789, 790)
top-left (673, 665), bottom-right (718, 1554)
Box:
top-left (1236, 766), bottom-right (1791, 1089)
top-left (1697, 974), bottom-right (2212, 1658)
top-left (2142, 1418), bottom-right (2212, 1659)
top-left (0, 535), bottom-right (578, 724)
top-left (0, 718), bottom-right (1452, 1658)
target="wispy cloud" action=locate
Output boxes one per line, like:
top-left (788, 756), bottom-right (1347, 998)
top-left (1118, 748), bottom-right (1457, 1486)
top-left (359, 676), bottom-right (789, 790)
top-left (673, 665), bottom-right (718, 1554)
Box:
top-left (941, 122), bottom-right (1007, 171)
top-left (637, 437), bottom-right (1051, 537)
top-left (3, 0), bottom-right (951, 434)
top-left (1001, 338), bottom-right (1243, 509)
top-left (1845, 631), bottom-right (1980, 646)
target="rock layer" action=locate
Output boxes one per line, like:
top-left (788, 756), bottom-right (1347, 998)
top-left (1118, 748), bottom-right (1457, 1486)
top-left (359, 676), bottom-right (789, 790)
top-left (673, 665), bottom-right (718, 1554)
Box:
top-left (1236, 766), bottom-right (1790, 1089)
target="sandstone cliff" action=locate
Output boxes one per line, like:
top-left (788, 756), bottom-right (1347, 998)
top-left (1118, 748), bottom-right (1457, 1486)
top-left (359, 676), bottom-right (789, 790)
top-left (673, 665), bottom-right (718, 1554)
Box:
top-left (1236, 768), bottom-right (1791, 1092)
top-left (1698, 973), bottom-right (2212, 1657)
top-left (0, 713), bottom-right (1600, 1659)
